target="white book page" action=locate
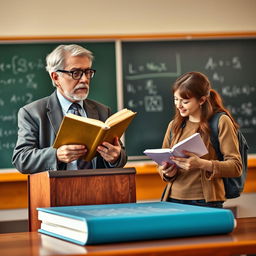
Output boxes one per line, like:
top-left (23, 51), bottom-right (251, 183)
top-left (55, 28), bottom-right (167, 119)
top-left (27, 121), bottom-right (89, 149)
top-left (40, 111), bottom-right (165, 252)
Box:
top-left (66, 113), bottom-right (109, 129)
top-left (41, 222), bottom-right (87, 244)
top-left (38, 211), bottom-right (87, 232)
top-left (144, 133), bottom-right (208, 165)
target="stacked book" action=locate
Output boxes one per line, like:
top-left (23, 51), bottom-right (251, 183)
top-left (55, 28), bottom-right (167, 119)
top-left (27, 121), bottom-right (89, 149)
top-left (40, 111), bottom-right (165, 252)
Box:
top-left (37, 202), bottom-right (235, 245)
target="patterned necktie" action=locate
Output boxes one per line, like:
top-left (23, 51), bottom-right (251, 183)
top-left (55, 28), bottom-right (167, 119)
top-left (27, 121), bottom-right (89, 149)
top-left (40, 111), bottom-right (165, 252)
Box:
top-left (68, 103), bottom-right (92, 169)
top-left (69, 103), bottom-right (81, 116)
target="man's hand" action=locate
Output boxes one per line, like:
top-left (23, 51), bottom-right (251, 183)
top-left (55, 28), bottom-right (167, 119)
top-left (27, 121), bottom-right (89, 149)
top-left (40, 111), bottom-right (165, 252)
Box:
top-left (57, 145), bottom-right (87, 163)
top-left (97, 137), bottom-right (121, 164)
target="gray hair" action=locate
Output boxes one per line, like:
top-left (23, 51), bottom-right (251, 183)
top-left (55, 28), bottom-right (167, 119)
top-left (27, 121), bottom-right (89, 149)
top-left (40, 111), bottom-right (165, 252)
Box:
top-left (46, 44), bottom-right (94, 86)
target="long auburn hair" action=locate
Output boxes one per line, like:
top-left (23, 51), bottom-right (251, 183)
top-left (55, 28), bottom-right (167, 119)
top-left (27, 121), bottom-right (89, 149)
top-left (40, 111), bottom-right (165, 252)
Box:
top-left (171, 71), bottom-right (238, 146)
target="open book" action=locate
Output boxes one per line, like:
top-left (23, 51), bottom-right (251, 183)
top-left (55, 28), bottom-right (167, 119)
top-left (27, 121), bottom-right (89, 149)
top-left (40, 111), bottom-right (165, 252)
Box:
top-left (53, 108), bottom-right (136, 161)
top-left (144, 133), bottom-right (208, 165)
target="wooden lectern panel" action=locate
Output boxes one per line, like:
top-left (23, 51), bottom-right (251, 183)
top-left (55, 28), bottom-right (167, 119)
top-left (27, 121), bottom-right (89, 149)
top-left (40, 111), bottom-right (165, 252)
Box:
top-left (28, 168), bottom-right (136, 231)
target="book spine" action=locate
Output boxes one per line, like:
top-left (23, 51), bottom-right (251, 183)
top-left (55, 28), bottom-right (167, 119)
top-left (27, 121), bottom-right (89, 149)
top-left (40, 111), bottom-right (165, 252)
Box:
top-left (85, 210), bottom-right (234, 244)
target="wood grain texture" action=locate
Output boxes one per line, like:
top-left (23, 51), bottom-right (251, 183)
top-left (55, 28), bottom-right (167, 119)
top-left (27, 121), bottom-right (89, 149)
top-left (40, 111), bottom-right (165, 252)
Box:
top-left (0, 218), bottom-right (256, 256)
top-left (28, 168), bottom-right (136, 231)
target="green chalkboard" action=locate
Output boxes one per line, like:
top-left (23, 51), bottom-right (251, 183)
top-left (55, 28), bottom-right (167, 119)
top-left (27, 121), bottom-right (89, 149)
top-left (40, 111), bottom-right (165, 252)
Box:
top-left (0, 41), bottom-right (116, 169)
top-left (122, 39), bottom-right (256, 158)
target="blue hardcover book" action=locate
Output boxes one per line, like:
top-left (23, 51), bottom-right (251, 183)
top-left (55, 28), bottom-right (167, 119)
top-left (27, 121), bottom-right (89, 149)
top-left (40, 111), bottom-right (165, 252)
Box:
top-left (37, 202), bottom-right (235, 245)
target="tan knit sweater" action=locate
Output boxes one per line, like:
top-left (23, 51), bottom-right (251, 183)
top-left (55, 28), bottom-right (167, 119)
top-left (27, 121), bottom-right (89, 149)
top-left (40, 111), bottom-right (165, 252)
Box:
top-left (159, 115), bottom-right (242, 202)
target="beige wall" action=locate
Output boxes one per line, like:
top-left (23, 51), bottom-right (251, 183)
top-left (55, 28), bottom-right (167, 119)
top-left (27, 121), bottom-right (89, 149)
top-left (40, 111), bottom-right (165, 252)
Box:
top-left (0, 0), bottom-right (256, 37)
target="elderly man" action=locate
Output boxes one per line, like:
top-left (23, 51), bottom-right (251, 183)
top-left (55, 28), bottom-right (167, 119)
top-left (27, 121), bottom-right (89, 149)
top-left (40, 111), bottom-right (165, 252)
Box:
top-left (12, 44), bottom-right (127, 174)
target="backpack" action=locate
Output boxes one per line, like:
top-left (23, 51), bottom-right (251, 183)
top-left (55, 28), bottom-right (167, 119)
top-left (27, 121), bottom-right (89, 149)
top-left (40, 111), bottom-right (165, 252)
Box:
top-left (209, 112), bottom-right (249, 199)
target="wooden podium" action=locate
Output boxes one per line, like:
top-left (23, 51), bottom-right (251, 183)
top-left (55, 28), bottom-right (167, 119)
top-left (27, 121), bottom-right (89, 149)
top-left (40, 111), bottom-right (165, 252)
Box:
top-left (28, 168), bottom-right (136, 231)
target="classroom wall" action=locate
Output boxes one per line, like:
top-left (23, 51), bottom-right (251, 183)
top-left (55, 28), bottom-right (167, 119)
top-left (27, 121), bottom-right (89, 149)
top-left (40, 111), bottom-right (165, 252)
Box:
top-left (1, 0), bottom-right (256, 233)
top-left (0, 0), bottom-right (256, 37)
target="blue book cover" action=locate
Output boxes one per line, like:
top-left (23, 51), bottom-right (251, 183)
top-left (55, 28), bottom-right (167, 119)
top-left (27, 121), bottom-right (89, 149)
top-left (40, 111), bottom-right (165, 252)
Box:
top-left (37, 202), bottom-right (235, 245)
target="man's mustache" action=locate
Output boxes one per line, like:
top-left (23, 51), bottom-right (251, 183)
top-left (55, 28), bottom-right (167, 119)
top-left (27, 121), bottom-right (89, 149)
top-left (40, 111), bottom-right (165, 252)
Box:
top-left (73, 84), bottom-right (89, 91)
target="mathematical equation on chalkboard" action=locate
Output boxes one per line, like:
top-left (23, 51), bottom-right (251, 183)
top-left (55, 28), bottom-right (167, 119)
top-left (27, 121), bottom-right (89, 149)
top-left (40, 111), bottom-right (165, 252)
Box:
top-left (125, 54), bottom-right (181, 112)
top-left (205, 56), bottom-right (256, 130)
top-left (0, 55), bottom-right (43, 86)
top-left (0, 55), bottom-right (46, 161)
top-left (0, 56), bottom-right (44, 110)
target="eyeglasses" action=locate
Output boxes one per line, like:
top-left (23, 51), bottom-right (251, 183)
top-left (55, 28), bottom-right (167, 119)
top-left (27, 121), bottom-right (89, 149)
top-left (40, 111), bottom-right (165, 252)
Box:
top-left (56, 69), bottom-right (96, 80)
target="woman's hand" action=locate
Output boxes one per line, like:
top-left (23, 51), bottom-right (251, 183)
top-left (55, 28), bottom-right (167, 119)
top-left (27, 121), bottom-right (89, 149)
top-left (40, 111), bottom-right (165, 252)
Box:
top-left (160, 162), bottom-right (178, 178)
top-left (171, 151), bottom-right (212, 172)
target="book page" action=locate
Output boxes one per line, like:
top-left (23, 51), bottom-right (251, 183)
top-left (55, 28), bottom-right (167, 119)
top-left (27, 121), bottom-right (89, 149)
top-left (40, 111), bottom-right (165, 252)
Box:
top-left (143, 149), bottom-right (174, 165)
top-left (38, 211), bottom-right (86, 232)
top-left (41, 234), bottom-right (87, 254)
top-left (66, 113), bottom-right (108, 129)
top-left (102, 113), bottom-right (136, 143)
top-left (41, 222), bottom-right (87, 243)
top-left (105, 109), bottom-right (128, 122)
top-left (144, 133), bottom-right (208, 165)
top-left (171, 133), bottom-right (208, 157)
top-left (105, 109), bottom-right (135, 127)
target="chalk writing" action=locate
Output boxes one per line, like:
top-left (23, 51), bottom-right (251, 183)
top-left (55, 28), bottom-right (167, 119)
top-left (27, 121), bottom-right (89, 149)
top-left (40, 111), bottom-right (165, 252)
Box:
top-left (205, 57), bottom-right (256, 135)
top-left (227, 102), bottom-right (256, 117)
top-left (144, 96), bottom-right (163, 112)
top-left (0, 142), bottom-right (16, 150)
top-left (0, 56), bottom-right (44, 75)
top-left (221, 84), bottom-right (255, 97)
top-left (125, 79), bottom-right (164, 112)
top-left (126, 54), bottom-right (181, 80)
top-left (0, 128), bottom-right (17, 138)
top-left (0, 73), bottom-right (38, 89)
top-left (0, 112), bottom-right (17, 124)
top-left (9, 93), bottom-right (34, 104)
top-left (145, 80), bottom-right (158, 95)
top-left (205, 57), bottom-right (242, 70)
top-left (237, 117), bottom-right (256, 132)
top-left (205, 56), bottom-right (243, 84)
top-left (212, 72), bottom-right (225, 83)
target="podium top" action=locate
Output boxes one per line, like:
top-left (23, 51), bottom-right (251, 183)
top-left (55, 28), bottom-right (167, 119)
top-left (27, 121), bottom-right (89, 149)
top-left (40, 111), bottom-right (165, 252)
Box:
top-left (45, 167), bottom-right (136, 178)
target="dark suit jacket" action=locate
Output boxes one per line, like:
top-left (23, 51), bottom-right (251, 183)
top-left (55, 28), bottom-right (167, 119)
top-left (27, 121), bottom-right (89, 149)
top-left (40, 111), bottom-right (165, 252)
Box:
top-left (12, 91), bottom-right (127, 174)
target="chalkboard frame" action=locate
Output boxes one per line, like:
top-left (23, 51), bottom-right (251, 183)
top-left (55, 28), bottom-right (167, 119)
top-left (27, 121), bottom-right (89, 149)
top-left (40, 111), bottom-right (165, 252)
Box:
top-left (0, 33), bottom-right (256, 170)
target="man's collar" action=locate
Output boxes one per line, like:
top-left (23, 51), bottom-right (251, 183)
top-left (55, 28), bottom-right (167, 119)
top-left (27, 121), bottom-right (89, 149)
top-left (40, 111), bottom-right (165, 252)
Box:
top-left (56, 90), bottom-right (83, 113)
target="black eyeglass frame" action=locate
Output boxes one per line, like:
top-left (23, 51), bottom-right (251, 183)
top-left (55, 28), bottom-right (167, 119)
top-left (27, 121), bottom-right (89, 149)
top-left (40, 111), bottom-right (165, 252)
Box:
top-left (56, 68), bottom-right (96, 80)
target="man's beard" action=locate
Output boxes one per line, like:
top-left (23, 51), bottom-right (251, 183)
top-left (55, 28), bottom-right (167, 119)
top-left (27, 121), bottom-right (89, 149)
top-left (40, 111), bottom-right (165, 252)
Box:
top-left (64, 83), bottom-right (89, 101)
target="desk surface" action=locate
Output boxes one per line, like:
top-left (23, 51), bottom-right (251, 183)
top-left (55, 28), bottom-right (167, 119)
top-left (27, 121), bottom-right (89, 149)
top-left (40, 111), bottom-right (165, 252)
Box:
top-left (0, 218), bottom-right (256, 256)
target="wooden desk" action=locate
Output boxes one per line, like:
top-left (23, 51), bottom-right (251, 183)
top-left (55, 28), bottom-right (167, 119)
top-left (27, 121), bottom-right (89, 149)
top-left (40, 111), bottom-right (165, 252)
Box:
top-left (0, 218), bottom-right (256, 256)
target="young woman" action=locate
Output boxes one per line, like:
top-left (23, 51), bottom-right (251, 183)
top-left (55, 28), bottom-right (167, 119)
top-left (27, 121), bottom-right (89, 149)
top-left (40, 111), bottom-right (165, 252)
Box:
top-left (158, 71), bottom-right (242, 208)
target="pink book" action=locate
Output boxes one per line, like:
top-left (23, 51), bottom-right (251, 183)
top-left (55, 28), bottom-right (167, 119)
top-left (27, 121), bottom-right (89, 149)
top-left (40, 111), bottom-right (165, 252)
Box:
top-left (143, 133), bottom-right (208, 165)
